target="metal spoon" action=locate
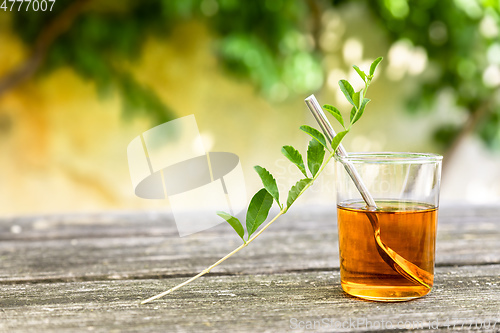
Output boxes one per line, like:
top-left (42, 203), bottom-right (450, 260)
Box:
top-left (305, 95), bottom-right (432, 288)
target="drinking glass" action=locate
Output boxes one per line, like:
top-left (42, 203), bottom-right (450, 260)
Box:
top-left (335, 152), bottom-right (442, 301)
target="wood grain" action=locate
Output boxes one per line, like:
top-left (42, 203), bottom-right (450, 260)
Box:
top-left (0, 266), bottom-right (498, 332)
top-left (0, 205), bottom-right (499, 332)
top-left (1, 206), bottom-right (498, 283)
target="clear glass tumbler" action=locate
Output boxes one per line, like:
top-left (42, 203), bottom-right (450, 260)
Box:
top-left (335, 152), bottom-right (442, 301)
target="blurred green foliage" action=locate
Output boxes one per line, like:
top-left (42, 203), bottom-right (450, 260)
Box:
top-left (362, 0), bottom-right (500, 151)
top-left (9, 0), bottom-right (323, 125)
top-left (6, 0), bottom-right (500, 151)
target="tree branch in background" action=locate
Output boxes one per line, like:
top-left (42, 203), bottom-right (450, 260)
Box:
top-left (306, 0), bottom-right (322, 52)
top-left (442, 101), bottom-right (491, 175)
top-left (0, 0), bottom-right (90, 97)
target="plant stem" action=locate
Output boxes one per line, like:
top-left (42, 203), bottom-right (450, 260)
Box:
top-left (141, 211), bottom-right (282, 304)
top-left (141, 150), bottom-right (336, 304)
top-left (283, 151), bottom-right (335, 213)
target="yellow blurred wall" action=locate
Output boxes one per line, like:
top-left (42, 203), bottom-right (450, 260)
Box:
top-left (0, 21), bottom-right (310, 216)
top-left (2, 12), bottom-right (494, 216)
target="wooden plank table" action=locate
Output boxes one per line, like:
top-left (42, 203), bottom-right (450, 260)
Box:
top-left (0, 205), bottom-right (499, 332)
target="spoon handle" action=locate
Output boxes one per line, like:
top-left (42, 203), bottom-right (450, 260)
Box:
top-left (305, 95), bottom-right (377, 208)
top-left (305, 94), bottom-right (432, 288)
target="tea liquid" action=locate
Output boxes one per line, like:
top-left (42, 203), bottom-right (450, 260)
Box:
top-left (337, 200), bottom-right (437, 301)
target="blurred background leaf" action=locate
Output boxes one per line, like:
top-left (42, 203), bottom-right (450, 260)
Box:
top-left (4, 0), bottom-right (499, 154)
top-left (0, 0), bottom-right (499, 213)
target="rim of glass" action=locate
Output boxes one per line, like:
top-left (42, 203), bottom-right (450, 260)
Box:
top-left (336, 152), bottom-right (443, 164)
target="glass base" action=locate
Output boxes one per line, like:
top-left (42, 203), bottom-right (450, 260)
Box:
top-left (341, 281), bottom-right (432, 302)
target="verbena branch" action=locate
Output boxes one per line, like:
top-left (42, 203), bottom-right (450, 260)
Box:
top-left (141, 152), bottom-right (336, 304)
top-left (140, 57), bottom-right (382, 304)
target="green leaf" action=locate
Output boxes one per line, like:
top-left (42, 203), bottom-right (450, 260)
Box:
top-left (323, 104), bottom-right (345, 128)
top-left (349, 106), bottom-right (357, 124)
top-left (299, 125), bottom-right (328, 150)
top-left (338, 80), bottom-right (356, 107)
top-left (281, 145), bottom-right (308, 177)
top-left (353, 65), bottom-right (366, 81)
top-left (351, 98), bottom-right (370, 125)
top-left (331, 130), bottom-right (349, 152)
top-left (254, 165), bottom-right (280, 208)
top-left (246, 189), bottom-right (274, 238)
top-left (217, 211), bottom-right (245, 242)
top-left (286, 178), bottom-right (312, 209)
top-left (352, 91), bottom-right (361, 108)
top-left (370, 57), bottom-right (383, 76)
top-left (306, 138), bottom-right (325, 177)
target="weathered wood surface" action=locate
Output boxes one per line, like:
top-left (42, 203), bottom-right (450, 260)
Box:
top-left (0, 205), bottom-right (499, 332)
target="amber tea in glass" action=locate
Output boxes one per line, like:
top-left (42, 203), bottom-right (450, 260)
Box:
top-left (335, 153), bottom-right (442, 301)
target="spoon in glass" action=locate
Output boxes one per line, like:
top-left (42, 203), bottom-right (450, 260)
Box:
top-left (305, 94), bottom-right (432, 288)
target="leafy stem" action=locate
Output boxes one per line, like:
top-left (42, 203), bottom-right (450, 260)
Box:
top-left (141, 148), bottom-right (334, 305)
top-left (140, 57), bottom-right (383, 304)
top-left (140, 210), bottom-right (284, 305)
top-left (283, 151), bottom-right (334, 213)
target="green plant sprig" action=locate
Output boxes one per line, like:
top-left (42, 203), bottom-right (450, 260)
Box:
top-left (140, 57), bottom-right (383, 305)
